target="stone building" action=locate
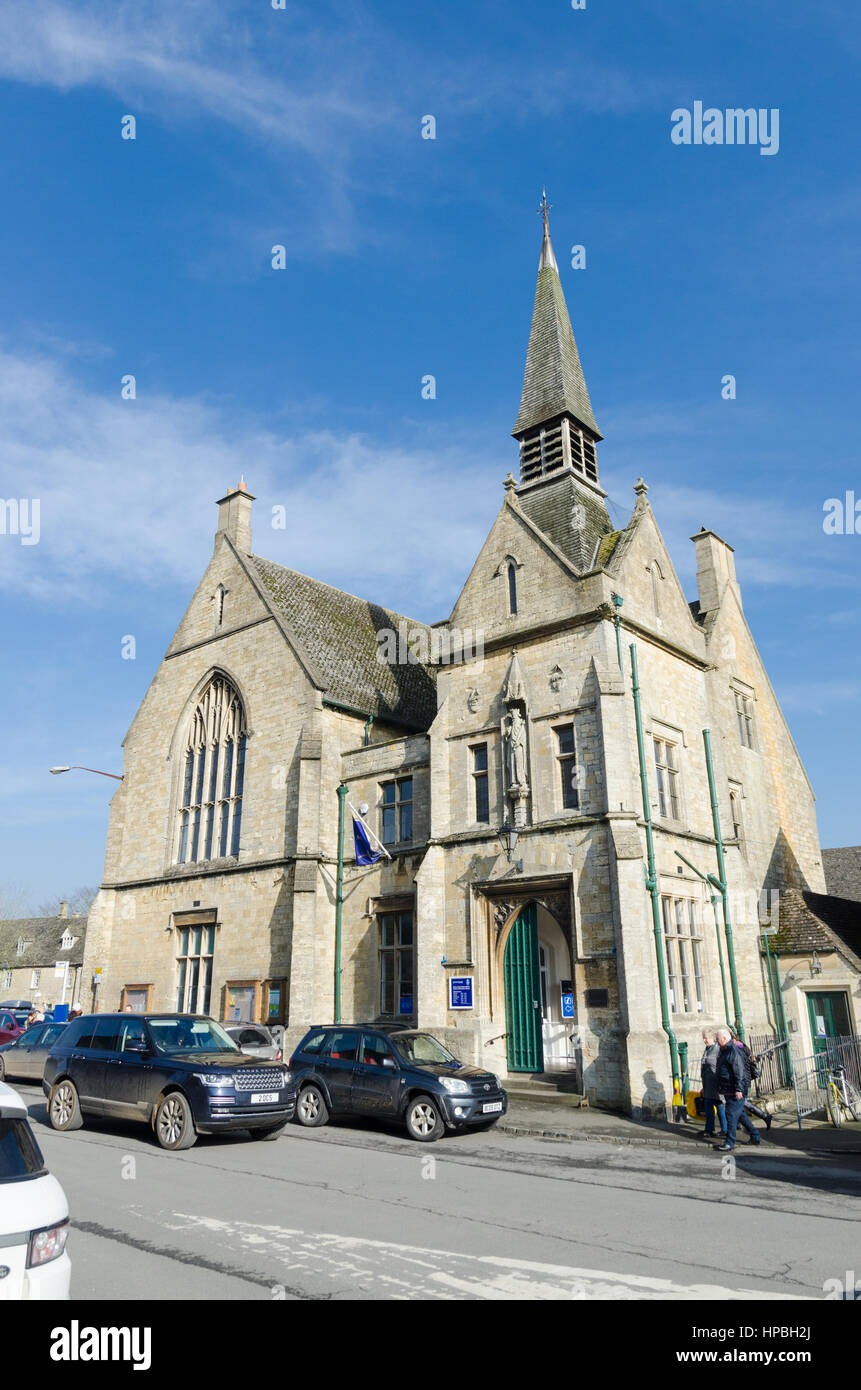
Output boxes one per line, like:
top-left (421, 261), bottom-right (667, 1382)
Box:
top-left (0, 904), bottom-right (86, 1011)
top-left (83, 207), bottom-right (833, 1114)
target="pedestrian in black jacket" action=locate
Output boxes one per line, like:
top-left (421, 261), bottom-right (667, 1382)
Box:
top-left (713, 1027), bottom-right (762, 1151)
top-left (732, 1030), bottom-right (772, 1131)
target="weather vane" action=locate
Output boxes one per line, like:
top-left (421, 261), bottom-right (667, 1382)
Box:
top-left (538, 187), bottom-right (552, 229)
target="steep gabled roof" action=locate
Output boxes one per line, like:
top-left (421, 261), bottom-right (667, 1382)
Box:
top-left (0, 916), bottom-right (86, 970)
top-left (250, 556), bottom-right (437, 731)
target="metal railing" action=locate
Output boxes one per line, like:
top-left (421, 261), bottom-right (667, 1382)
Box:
top-left (748, 1032), bottom-right (794, 1094)
top-left (791, 1035), bottom-right (861, 1129)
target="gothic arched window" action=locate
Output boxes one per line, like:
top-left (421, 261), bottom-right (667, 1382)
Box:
top-left (508, 561), bottom-right (518, 615)
top-left (176, 675), bottom-right (247, 865)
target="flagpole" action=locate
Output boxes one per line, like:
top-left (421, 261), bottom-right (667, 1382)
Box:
top-left (335, 782), bottom-right (348, 1024)
top-left (347, 800), bottom-right (392, 860)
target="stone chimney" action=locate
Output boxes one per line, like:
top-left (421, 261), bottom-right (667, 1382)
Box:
top-left (691, 527), bottom-right (740, 616)
top-left (58, 900), bottom-right (68, 917)
top-left (215, 478), bottom-right (254, 555)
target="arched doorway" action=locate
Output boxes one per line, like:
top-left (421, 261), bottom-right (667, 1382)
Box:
top-left (502, 901), bottom-right (575, 1075)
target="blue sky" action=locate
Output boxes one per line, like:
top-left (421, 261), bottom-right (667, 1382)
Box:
top-left (1, 0), bottom-right (860, 909)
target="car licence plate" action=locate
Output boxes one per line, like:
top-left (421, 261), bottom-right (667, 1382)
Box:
top-left (251, 1092), bottom-right (279, 1104)
top-left (482, 1101), bottom-right (503, 1113)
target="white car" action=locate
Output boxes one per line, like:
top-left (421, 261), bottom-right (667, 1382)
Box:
top-left (0, 1081), bottom-right (70, 1299)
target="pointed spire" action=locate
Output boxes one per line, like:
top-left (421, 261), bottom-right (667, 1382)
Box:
top-left (538, 188), bottom-right (558, 272)
top-left (513, 192), bottom-right (600, 441)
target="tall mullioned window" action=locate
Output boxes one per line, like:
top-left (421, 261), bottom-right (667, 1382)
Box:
top-left (176, 923), bottom-right (215, 1014)
top-left (176, 675), bottom-right (247, 865)
top-left (653, 737), bottom-right (680, 820)
top-left (555, 723), bottom-right (579, 809)
top-left (661, 896), bottom-right (704, 1014)
top-left (379, 911), bottom-right (414, 1016)
top-left (735, 690), bottom-right (755, 749)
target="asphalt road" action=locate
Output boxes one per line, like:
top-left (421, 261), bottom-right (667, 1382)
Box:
top-left (13, 1082), bottom-right (861, 1301)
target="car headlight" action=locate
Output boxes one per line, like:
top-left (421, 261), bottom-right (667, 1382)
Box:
top-left (198, 1073), bottom-right (232, 1087)
top-left (439, 1078), bottom-right (470, 1095)
top-left (281, 1071), bottom-right (293, 1087)
top-left (27, 1220), bottom-right (68, 1268)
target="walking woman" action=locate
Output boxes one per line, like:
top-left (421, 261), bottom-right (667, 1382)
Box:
top-left (698, 1029), bottom-right (726, 1140)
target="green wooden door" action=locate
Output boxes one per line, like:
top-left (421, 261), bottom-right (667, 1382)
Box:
top-left (807, 991), bottom-right (852, 1060)
top-left (504, 903), bottom-right (544, 1073)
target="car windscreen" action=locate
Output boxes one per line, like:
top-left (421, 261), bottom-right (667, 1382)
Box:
top-left (392, 1033), bottom-right (459, 1066)
top-left (147, 1017), bottom-right (240, 1054)
top-left (40, 1024), bottom-right (67, 1046)
top-left (0, 1117), bottom-right (46, 1181)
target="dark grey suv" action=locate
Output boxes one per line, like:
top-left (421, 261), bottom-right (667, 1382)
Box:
top-left (290, 1025), bottom-right (507, 1141)
top-left (43, 1013), bottom-right (296, 1151)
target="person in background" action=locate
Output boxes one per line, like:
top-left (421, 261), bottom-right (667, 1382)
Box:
top-left (69, 1003), bottom-right (83, 1019)
top-left (698, 1029), bottom-right (726, 1140)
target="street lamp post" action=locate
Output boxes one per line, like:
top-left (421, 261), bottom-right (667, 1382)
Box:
top-left (50, 766), bottom-right (123, 781)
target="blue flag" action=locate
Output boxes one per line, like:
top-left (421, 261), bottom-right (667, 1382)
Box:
top-left (353, 816), bottom-right (384, 865)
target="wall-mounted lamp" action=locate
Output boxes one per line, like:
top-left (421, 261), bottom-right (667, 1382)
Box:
top-left (497, 822), bottom-right (520, 863)
top-left (810, 951), bottom-right (823, 976)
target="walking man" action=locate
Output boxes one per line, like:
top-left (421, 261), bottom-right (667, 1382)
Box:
top-left (699, 1029), bottom-right (726, 1140)
top-left (714, 1026), bottom-right (762, 1151)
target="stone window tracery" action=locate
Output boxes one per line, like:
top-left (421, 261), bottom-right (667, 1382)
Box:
top-left (176, 675), bottom-right (247, 865)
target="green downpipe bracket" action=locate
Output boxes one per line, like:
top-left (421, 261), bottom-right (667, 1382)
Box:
top-left (630, 644), bottom-right (681, 1111)
top-left (334, 782), bottom-right (348, 1024)
top-left (702, 729), bottom-right (744, 1042)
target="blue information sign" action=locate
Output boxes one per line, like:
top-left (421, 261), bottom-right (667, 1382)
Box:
top-left (449, 976), bottom-right (474, 1010)
top-left (561, 992), bottom-right (575, 1018)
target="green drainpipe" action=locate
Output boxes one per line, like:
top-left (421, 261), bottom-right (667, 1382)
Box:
top-left (334, 782), bottom-right (348, 1024)
top-left (678, 1040), bottom-right (689, 1114)
top-left (630, 644), bottom-right (682, 1113)
top-left (363, 714), bottom-right (374, 747)
top-left (674, 850), bottom-right (731, 1025)
top-left (702, 729), bottom-right (745, 1041)
top-left (612, 593), bottom-right (624, 672)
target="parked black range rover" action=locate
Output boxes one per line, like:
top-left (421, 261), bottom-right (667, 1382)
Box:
top-left (43, 1013), bottom-right (296, 1151)
top-left (290, 1025), bottom-right (507, 1141)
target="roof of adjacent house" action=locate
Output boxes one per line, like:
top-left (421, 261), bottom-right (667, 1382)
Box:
top-left (822, 847), bottom-right (861, 904)
top-left (0, 916), bottom-right (86, 970)
top-left (250, 555), bottom-right (437, 731)
top-left (513, 222), bottom-right (600, 438)
top-left (769, 888), bottom-right (861, 973)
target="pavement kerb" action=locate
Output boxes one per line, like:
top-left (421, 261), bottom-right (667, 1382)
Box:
top-left (496, 1119), bottom-right (861, 1158)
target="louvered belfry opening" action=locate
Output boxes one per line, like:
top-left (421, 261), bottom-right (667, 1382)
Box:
top-left (519, 415), bottom-right (599, 487)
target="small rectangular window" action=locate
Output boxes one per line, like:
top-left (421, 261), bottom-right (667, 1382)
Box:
top-left (472, 744), bottom-right (489, 823)
top-left (380, 778), bottom-right (413, 845)
top-left (735, 690), bottom-right (755, 749)
top-left (555, 724), bottom-right (579, 810)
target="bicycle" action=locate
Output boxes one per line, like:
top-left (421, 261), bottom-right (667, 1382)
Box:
top-left (824, 1063), bottom-right (861, 1127)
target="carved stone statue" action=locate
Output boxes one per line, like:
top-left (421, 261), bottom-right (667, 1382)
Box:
top-left (467, 687), bottom-right (480, 713)
top-left (505, 708), bottom-right (527, 787)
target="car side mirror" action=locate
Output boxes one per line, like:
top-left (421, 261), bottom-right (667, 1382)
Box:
top-left (126, 1038), bottom-right (150, 1054)
top-left (381, 1056), bottom-right (397, 1069)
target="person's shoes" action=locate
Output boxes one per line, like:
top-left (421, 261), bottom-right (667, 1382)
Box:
top-left (699, 1131), bottom-right (715, 1140)
top-left (764, 1112), bottom-right (772, 1131)
top-left (714, 1143), bottom-right (735, 1151)
top-left (748, 1136), bottom-right (762, 1146)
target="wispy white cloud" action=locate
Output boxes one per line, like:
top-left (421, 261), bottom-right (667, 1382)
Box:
top-left (0, 345), bottom-right (499, 621)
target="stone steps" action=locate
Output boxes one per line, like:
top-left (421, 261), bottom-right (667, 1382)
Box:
top-left (504, 1073), bottom-right (590, 1108)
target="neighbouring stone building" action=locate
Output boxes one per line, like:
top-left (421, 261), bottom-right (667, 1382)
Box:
top-left (83, 205), bottom-right (839, 1114)
top-left (0, 904), bottom-right (86, 1011)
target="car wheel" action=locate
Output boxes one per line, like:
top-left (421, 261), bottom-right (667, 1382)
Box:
top-left (249, 1122), bottom-right (288, 1141)
top-left (296, 1084), bottom-right (329, 1127)
top-left (406, 1094), bottom-right (445, 1142)
top-left (155, 1092), bottom-right (198, 1151)
top-left (49, 1079), bottom-right (84, 1132)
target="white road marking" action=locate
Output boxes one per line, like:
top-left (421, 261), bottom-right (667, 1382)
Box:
top-left (170, 1212), bottom-right (811, 1300)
